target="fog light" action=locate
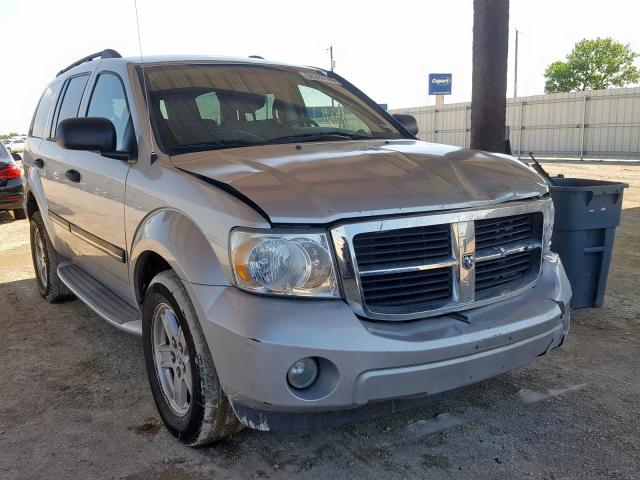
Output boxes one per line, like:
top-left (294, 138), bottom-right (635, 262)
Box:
top-left (286, 357), bottom-right (318, 390)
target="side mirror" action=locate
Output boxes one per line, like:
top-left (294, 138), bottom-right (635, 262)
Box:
top-left (11, 152), bottom-right (21, 161)
top-left (56, 117), bottom-right (116, 153)
top-left (392, 114), bottom-right (419, 136)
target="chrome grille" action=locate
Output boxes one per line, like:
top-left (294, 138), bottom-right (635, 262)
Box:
top-left (353, 224), bottom-right (450, 269)
top-left (475, 249), bottom-right (539, 293)
top-left (475, 213), bottom-right (535, 250)
top-left (359, 267), bottom-right (452, 310)
top-left (331, 199), bottom-right (551, 321)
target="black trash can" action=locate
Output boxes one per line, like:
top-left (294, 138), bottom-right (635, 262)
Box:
top-left (549, 178), bottom-right (628, 309)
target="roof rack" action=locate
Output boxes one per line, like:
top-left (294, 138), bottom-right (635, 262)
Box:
top-left (56, 49), bottom-right (122, 77)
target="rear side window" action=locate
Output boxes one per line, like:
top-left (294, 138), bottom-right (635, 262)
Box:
top-left (51, 75), bottom-right (90, 138)
top-left (30, 82), bottom-right (62, 139)
top-left (87, 73), bottom-right (131, 151)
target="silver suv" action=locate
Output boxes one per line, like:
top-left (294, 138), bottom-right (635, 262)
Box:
top-left (23, 49), bottom-right (571, 445)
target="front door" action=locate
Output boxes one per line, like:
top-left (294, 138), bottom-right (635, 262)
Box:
top-left (64, 71), bottom-right (135, 299)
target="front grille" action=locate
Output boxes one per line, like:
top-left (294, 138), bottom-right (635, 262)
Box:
top-left (359, 267), bottom-right (452, 310)
top-left (353, 224), bottom-right (450, 269)
top-left (332, 200), bottom-right (549, 321)
top-left (475, 250), bottom-right (539, 293)
top-left (475, 213), bottom-right (536, 250)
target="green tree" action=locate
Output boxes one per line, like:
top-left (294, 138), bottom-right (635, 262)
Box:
top-left (544, 38), bottom-right (639, 93)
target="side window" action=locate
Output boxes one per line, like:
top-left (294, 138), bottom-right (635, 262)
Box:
top-left (195, 92), bottom-right (221, 124)
top-left (254, 94), bottom-right (275, 120)
top-left (50, 75), bottom-right (89, 139)
top-left (87, 73), bottom-right (131, 151)
top-left (298, 85), bottom-right (371, 133)
top-left (159, 100), bottom-right (169, 119)
top-left (30, 82), bottom-right (62, 139)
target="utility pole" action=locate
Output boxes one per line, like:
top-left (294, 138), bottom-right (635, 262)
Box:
top-left (514, 29), bottom-right (519, 98)
top-left (470, 0), bottom-right (510, 153)
top-left (328, 45), bottom-right (335, 72)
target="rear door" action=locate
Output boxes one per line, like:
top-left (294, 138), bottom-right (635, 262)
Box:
top-left (27, 80), bottom-right (77, 255)
top-left (63, 70), bottom-right (134, 298)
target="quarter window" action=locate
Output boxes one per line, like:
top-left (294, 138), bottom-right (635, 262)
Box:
top-left (298, 85), bottom-right (371, 133)
top-left (195, 92), bottom-right (221, 123)
top-left (31, 82), bottom-right (62, 139)
top-left (87, 73), bottom-right (131, 151)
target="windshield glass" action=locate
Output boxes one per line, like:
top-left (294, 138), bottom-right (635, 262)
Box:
top-left (143, 64), bottom-right (405, 154)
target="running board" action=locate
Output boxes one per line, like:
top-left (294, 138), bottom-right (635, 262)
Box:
top-left (57, 262), bottom-right (142, 335)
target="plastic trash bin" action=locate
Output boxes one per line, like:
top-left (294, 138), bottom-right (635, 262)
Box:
top-left (549, 178), bottom-right (628, 309)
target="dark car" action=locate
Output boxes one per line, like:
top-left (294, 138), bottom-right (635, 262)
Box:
top-left (0, 143), bottom-right (25, 219)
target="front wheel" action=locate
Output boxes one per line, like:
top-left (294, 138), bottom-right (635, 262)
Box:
top-left (142, 270), bottom-right (242, 446)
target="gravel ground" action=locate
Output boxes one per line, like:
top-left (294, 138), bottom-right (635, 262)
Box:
top-left (0, 163), bottom-right (638, 480)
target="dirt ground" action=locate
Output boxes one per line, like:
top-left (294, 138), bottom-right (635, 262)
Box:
top-left (0, 163), bottom-right (638, 480)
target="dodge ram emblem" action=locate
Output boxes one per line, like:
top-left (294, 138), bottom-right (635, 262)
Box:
top-left (462, 254), bottom-right (475, 270)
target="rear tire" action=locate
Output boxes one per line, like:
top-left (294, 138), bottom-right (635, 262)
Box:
top-left (142, 270), bottom-right (242, 446)
top-left (29, 211), bottom-right (74, 302)
top-left (12, 209), bottom-right (26, 220)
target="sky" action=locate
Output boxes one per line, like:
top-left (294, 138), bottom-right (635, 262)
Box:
top-left (1, 0), bottom-right (639, 133)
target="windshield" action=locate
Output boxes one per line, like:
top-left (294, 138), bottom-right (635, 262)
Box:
top-left (143, 64), bottom-right (405, 155)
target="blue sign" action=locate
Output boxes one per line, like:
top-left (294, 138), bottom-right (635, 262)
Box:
top-left (429, 73), bottom-right (452, 95)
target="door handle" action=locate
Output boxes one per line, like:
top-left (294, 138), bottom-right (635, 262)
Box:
top-left (34, 158), bottom-right (44, 169)
top-left (65, 169), bottom-right (81, 183)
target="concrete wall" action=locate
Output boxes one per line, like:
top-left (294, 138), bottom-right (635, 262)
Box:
top-left (390, 87), bottom-right (640, 160)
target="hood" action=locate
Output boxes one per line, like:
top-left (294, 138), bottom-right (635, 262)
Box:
top-left (171, 140), bottom-right (547, 224)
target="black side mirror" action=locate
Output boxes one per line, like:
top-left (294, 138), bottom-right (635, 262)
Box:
top-left (11, 152), bottom-right (21, 161)
top-left (56, 117), bottom-right (116, 153)
top-left (392, 114), bottom-right (419, 136)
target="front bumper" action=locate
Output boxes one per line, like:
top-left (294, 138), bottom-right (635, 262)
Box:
top-left (186, 254), bottom-right (571, 430)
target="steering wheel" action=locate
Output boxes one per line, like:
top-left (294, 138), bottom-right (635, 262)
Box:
top-left (285, 118), bottom-right (319, 128)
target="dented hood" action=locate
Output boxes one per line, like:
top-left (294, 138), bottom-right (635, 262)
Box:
top-left (170, 139), bottom-right (547, 224)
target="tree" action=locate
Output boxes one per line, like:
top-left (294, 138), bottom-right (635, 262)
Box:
top-left (545, 38), bottom-right (639, 93)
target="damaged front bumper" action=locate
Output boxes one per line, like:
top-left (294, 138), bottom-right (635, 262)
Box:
top-left (185, 254), bottom-right (571, 431)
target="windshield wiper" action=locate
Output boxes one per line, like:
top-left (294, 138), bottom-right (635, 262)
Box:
top-left (267, 132), bottom-right (372, 144)
top-left (169, 139), bottom-right (264, 155)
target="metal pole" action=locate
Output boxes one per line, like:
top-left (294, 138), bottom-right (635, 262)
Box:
top-left (329, 45), bottom-right (335, 72)
top-left (517, 99), bottom-right (524, 156)
top-left (463, 105), bottom-right (468, 148)
top-left (433, 108), bottom-right (437, 142)
top-left (580, 95), bottom-right (587, 160)
top-left (513, 29), bottom-right (519, 98)
top-left (328, 45), bottom-right (335, 108)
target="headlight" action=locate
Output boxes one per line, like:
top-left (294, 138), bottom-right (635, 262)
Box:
top-left (543, 198), bottom-right (555, 253)
top-left (230, 229), bottom-right (339, 298)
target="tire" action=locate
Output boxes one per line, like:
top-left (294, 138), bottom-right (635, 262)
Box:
top-left (30, 211), bottom-right (74, 303)
top-left (12, 209), bottom-right (26, 220)
top-left (142, 270), bottom-right (242, 446)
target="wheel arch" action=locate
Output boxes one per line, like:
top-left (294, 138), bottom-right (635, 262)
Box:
top-left (130, 208), bottom-right (230, 304)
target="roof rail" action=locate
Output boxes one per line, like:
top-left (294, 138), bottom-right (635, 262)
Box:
top-left (56, 49), bottom-right (122, 77)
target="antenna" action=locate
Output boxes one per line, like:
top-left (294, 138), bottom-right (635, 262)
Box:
top-left (134, 0), bottom-right (158, 163)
